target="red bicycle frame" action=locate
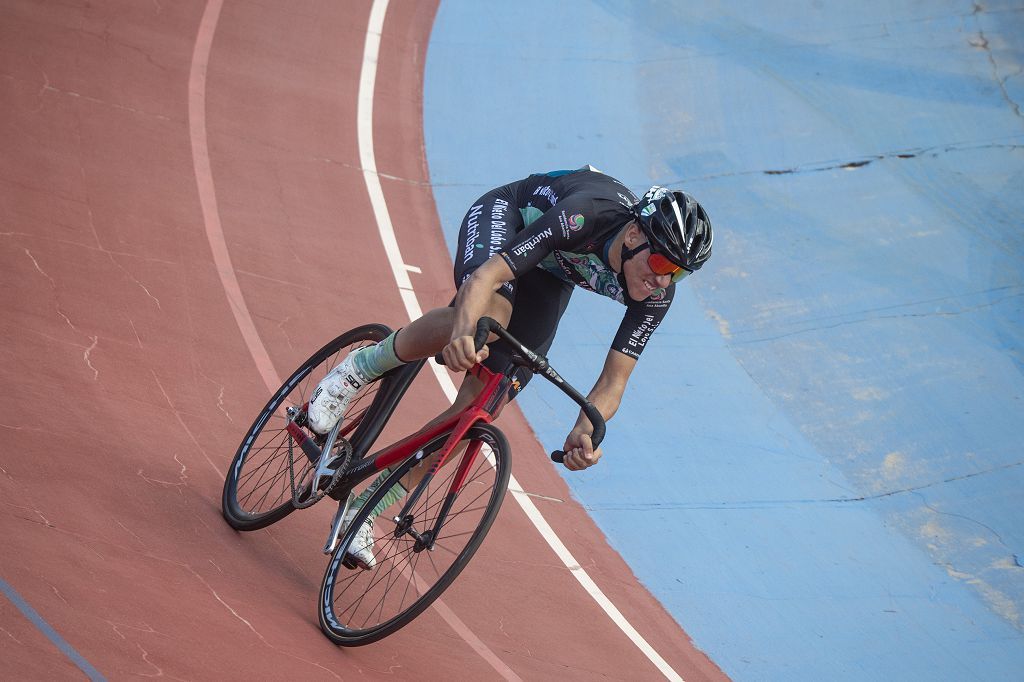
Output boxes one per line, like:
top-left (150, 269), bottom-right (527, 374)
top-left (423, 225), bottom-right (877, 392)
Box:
top-left (330, 362), bottom-right (511, 510)
top-left (312, 362), bottom-right (510, 550)
top-left (377, 364), bottom-right (501, 467)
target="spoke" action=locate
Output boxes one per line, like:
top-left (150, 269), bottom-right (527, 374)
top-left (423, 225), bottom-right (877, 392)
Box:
top-left (372, 542), bottom-right (413, 628)
top-left (239, 455), bottom-right (292, 512)
top-left (335, 531), bottom-right (412, 625)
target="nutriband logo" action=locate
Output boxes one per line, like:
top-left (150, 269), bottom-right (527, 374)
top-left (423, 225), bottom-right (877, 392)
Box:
top-left (463, 204), bottom-right (484, 264)
top-left (511, 228), bottom-right (553, 256)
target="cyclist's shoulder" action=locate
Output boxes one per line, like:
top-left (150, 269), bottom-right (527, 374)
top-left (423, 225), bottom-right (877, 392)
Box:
top-left (526, 166), bottom-right (636, 202)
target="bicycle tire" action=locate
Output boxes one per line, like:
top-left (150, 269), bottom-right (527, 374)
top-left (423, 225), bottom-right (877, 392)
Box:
top-left (221, 323), bottom-right (393, 531)
top-left (318, 423), bottom-right (511, 646)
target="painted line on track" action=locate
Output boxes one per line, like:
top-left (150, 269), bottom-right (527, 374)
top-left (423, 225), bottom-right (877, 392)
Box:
top-left (188, 0), bottom-right (279, 405)
top-left (359, 1), bottom-right (683, 679)
top-left (187, 0), bottom-right (518, 677)
top-left (356, 4), bottom-right (521, 679)
top-left (0, 577), bottom-right (106, 681)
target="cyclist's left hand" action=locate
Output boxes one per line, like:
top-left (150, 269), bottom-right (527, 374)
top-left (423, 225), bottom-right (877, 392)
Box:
top-left (560, 432), bottom-right (602, 471)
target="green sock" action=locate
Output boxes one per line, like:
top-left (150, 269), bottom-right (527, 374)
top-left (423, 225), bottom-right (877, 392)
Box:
top-left (353, 468), bottom-right (407, 520)
top-left (352, 331), bottom-right (405, 381)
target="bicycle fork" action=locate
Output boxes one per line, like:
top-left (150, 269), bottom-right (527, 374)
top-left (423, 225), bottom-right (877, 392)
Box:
top-left (391, 437), bottom-right (485, 553)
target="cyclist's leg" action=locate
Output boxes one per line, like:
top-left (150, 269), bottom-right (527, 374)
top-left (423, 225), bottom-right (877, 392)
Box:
top-left (389, 300), bottom-right (511, 362)
top-left (392, 183), bottom-right (523, 361)
top-left (309, 187), bottom-right (521, 435)
top-left (483, 267), bottom-right (574, 398)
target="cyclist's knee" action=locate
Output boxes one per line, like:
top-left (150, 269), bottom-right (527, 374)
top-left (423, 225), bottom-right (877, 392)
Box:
top-left (421, 375), bottom-right (484, 429)
top-left (484, 297), bottom-right (512, 342)
top-left (452, 374), bottom-right (485, 409)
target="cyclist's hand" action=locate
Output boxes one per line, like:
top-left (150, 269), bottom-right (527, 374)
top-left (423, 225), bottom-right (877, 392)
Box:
top-left (442, 335), bottom-right (489, 372)
top-left (561, 432), bottom-right (602, 471)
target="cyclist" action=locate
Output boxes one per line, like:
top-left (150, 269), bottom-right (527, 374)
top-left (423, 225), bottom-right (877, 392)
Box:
top-left (308, 166), bottom-right (712, 568)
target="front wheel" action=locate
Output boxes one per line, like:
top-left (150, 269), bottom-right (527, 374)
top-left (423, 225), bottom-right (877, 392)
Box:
top-left (318, 423), bottom-right (511, 646)
top-left (221, 323), bottom-right (393, 531)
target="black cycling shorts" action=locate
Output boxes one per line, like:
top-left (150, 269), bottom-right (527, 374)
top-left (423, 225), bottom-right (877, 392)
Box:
top-left (453, 185), bottom-right (573, 397)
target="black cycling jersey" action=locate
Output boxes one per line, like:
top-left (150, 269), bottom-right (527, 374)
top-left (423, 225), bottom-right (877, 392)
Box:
top-left (454, 166), bottom-right (674, 360)
top-left (450, 166), bottom-right (677, 398)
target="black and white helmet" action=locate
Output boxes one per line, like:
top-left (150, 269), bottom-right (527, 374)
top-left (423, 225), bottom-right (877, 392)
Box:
top-left (634, 187), bottom-right (713, 271)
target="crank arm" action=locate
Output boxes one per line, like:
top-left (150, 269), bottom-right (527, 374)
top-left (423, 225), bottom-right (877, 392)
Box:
top-left (324, 492), bottom-right (356, 555)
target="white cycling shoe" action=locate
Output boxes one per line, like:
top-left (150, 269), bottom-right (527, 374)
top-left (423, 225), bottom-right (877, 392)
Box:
top-left (307, 354), bottom-right (370, 435)
top-left (342, 509), bottom-right (377, 570)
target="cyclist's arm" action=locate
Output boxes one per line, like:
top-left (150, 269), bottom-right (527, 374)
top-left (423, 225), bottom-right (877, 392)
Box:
top-left (562, 289), bottom-right (673, 470)
top-left (561, 349), bottom-right (636, 471)
top-left (444, 256), bottom-right (515, 370)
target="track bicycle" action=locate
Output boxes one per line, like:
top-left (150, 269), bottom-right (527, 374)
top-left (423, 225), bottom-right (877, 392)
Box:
top-left (221, 317), bottom-right (605, 645)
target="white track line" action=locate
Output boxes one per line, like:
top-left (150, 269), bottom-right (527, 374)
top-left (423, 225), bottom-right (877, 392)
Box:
top-left (360, 2), bottom-right (683, 680)
top-left (189, 2), bottom-right (519, 677)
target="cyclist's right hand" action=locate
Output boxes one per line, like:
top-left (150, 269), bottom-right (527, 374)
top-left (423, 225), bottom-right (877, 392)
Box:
top-left (442, 335), bottom-right (489, 371)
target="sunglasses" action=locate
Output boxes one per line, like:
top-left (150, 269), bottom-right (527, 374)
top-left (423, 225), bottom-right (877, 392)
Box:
top-left (646, 250), bottom-right (691, 283)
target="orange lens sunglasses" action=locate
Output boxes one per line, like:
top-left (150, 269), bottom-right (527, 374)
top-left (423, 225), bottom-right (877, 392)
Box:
top-left (647, 251), bottom-right (691, 283)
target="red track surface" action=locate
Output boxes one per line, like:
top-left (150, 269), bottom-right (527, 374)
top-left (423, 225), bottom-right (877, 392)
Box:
top-left (0, 2), bottom-right (726, 679)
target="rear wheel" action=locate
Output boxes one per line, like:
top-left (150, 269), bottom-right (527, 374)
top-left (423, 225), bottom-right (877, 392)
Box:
top-left (318, 423), bottom-right (511, 646)
top-left (221, 324), bottom-right (392, 531)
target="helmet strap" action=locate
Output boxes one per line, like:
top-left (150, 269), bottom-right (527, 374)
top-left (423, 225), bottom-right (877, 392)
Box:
top-left (620, 241), bottom-right (649, 269)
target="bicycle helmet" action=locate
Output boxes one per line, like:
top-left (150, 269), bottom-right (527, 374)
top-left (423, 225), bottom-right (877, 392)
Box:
top-left (633, 186), bottom-right (713, 272)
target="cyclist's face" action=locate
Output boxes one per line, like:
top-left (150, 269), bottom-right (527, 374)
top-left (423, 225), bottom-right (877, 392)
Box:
top-left (622, 228), bottom-right (672, 300)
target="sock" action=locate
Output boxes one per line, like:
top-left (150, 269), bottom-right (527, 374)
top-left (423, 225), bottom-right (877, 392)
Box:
top-left (352, 331), bottom-right (405, 382)
top-left (352, 468), bottom-right (408, 520)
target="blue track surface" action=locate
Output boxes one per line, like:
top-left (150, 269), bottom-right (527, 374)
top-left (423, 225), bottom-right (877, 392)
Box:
top-left (424, 2), bottom-right (1024, 679)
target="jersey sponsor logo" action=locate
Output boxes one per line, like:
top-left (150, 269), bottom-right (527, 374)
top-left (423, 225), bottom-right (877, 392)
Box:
top-left (489, 198), bottom-right (509, 255)
top-left (499, 251), bottom-right (518, 273)
top-left (463, 204), bottom-right (484, 264)
top-left (626, 313), bottom-right (658, 350)
top-left (510, 227), bottom-right (553, 257)
top-left (532, 185), bottom-right (559, 206)
top-left (557, 210), bottom-right (585, 238)
top-left (561, 211), bottom-right (584, 232)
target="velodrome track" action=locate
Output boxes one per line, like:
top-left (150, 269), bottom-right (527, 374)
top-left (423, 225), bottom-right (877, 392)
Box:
top-left (0, 1), bottom-right (724, 680)
top-left (4, 1), bottom-right (1024, 680)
